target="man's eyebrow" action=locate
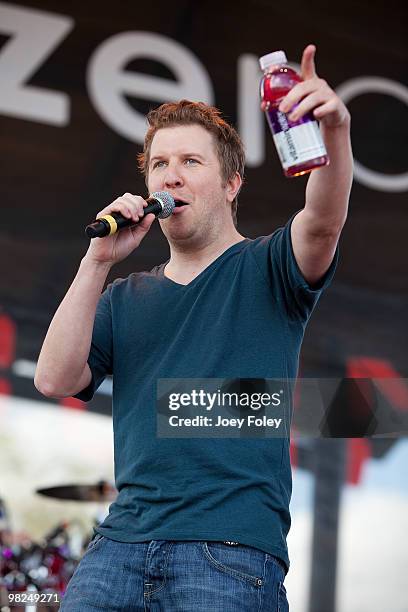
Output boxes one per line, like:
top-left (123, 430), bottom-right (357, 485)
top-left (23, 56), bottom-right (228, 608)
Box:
top-left (149, 153), bottom-right (205, 165)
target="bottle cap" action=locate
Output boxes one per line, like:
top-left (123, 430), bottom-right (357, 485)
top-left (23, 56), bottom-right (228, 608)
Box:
top-left (259, 51), bottom-right (287, 71)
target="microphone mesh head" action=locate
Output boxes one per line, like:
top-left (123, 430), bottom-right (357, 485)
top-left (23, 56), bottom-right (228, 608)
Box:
top-left (151, 191), bottom-right (175, 218)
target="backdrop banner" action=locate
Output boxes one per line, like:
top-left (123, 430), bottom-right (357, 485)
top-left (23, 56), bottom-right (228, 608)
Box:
top-left (0, 1), bottom-right (407, 423)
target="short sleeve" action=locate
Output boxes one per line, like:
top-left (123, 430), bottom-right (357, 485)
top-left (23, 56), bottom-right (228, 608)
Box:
top-left (73, 285), bottom-right (113, 402)
top-left (251, 212), bottom-right (338, 322)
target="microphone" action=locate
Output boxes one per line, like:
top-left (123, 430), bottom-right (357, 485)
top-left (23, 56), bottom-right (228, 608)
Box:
top-left (85, 191), bottom-right (178, 239)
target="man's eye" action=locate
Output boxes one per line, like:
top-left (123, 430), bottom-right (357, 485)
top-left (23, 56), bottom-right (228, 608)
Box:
top-left (185, 158), bottom-right (198, 165)
top-left (153, 160), bottom-right (166, 169)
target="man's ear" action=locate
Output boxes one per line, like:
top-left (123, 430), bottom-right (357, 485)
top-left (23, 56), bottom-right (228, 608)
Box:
top-left (226, 172), bottom-right (243, 203)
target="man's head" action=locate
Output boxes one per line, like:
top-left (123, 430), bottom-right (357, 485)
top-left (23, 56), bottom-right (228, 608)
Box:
top-left (137, 100), bottom-right (245, 228)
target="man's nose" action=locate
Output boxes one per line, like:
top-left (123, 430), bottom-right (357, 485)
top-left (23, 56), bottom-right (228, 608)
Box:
top-left (163, 164), bottom-right (184, 188)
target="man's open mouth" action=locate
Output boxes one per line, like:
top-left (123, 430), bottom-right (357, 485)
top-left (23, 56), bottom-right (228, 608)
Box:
top-left (172, 200), bottom-right (190, 214)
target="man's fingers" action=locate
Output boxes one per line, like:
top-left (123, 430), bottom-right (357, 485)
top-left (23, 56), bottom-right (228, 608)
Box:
top-left (96, 194), bottom-right (146, 223)
top-left (301, 44), bottom-right (317, 80)
top-left (132, 212), bottom-right (156, 234)
top-left (121, 193), bottom-right (146, 220)
top-left (279, 79), bottom-right (320, 113)
top-left (287, 91), bottom-right (328, 122)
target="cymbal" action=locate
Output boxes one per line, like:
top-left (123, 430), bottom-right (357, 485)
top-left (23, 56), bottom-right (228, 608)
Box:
top-left (36, 480), bottom-right (116, 502)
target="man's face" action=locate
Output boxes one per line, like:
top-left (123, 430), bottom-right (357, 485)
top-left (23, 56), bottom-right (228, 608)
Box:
top-left (146, 124), bottom-right (233, 246)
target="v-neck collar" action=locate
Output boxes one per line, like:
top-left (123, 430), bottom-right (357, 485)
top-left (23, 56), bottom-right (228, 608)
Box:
top-left (156, 238), bottom-right (250, 288)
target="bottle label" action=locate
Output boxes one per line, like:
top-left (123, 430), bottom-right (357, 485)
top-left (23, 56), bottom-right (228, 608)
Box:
top-left (266, 108), bottom-right (327, 169)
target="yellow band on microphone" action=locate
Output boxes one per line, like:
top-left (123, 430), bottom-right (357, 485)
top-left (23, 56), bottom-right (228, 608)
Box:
top-left (100, 214), bottom-right (118, 235)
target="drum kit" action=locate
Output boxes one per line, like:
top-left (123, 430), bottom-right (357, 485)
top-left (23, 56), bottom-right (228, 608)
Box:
top-left (0, 480), bottom-right (116, 610)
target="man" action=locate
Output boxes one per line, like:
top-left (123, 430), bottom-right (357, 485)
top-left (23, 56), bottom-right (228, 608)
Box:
top-left (35, 45), bottom-right (352, 611)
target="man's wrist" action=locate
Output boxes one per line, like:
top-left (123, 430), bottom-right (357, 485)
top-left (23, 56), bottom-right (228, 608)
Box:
top-left (80, 255), bottom-right (113, 275)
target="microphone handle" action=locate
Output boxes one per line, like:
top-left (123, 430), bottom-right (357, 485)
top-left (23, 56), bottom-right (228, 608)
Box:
top-left (86, 201), bottom-right (162, 238)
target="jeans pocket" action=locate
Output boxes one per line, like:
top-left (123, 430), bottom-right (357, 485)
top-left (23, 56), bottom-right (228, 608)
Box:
top-left (86, 532), bottom-right (105, 553)
top-left (201, 541), bottom-right (265, 587)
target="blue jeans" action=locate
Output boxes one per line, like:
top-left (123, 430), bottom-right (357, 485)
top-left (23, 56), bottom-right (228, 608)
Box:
top-left (60, 535), bottom-right (289, 611)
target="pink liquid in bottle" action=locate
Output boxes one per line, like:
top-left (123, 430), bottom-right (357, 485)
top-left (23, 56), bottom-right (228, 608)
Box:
top-left (259, 50), bottom-right (329, 177)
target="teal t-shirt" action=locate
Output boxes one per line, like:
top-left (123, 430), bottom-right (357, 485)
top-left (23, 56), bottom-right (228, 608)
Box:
top-left (75, 214), bottom-right (338, 571)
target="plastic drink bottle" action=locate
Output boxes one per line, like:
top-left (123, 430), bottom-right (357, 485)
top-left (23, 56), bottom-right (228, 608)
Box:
top-left (259, 50), bottom-right (329, 177)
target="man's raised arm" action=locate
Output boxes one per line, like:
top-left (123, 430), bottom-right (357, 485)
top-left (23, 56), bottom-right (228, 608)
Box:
top-left (279, 45), bottom-right (353, 285)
